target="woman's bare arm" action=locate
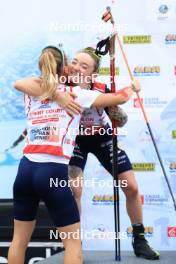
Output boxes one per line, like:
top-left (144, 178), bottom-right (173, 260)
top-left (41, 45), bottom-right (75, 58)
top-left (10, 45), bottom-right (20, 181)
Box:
top-left (14, 77), bottom-right (82, 115)
top-left (92, 80), bottom-right (141, 108)
top-left (14, 77), bottom-right (43, 96)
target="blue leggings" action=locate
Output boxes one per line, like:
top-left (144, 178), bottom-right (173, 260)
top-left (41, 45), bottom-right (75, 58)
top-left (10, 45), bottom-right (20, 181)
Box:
top-left (13, 156), bottom-right (80, 227)
top-left (69, 134), bottom-right (132, 174)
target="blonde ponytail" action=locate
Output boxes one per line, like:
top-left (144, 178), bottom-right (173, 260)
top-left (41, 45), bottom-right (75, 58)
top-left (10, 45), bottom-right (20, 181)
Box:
top-left (39, 46), bottom-right (64, 100)
top-left (39, 51), bottom-right (58, 100)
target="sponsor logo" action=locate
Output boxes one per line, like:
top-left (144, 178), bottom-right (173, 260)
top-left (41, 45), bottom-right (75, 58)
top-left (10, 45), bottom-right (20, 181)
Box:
top-left (92, 194), bottom-right (118, 205)
top-left (146, 1), bottom-right (173, 21)
top-left (99, 67), bottom-right (119, 75)
top-left (159, 4), bottom-right (169, 14)
top-left (123, 35), bottom-right (151, 44)
top-left (134, 97), bottom-right (167, 108)
top-left (167, 227), bottom-right (176, 237)
top-left (39, 98), bottom-right (50, 109)
top-left (133, 98), bottom-right (143, 108)
top-left (132, 163), bottom-right (155, 171)
top-left (134, 66), bottom-right (160, 76)
top-left (141, 194), bottom-right (169, 206)
top-left (165, 34), bottom-right (176, 44)
top-left (172, 130), bottom-right (176, 139)
top-left (169, 162), bottom-right (176, 173)
top-left (127, 226), bottom-right (154, 237)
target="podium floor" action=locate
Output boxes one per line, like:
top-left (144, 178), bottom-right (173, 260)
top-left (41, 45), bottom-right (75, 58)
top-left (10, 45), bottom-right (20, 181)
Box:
top-left (37, 251), bottom-right (176, 264)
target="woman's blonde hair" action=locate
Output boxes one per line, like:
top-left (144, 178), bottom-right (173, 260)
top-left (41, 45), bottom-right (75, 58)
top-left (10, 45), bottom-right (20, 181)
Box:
top-left (39, 46), bottom-right (66, 100)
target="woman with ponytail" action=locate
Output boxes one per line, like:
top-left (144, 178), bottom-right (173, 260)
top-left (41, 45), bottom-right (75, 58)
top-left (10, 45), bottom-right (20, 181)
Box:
top-left (9, 46), bottom-right (140, 264)
top-left (8, 46), bottom-right (83, 264)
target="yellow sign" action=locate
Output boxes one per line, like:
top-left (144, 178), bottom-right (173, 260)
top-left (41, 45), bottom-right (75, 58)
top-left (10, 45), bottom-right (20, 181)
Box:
top-left (134, 66), bottom-right (160, 74)
top-left (172, 130), bottom-right (176, 139)
top-left (123, 35), bottom-right (151, 44)
top-left (92, 194), bottom-right (118, 202)
top-left (99, 67), bottom-right (119, 75)
top-left (132, 163), bottom-right (155, 171)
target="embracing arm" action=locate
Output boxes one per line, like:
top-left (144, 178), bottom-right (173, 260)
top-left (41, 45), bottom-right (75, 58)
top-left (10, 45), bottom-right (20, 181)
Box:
top-left (92, 86), bottom-right (132, 107)
top-left (14, 77), bottom-right (82, 115)
top-left (14, 77), bottom-right (43, 96)
top-left (92, 80), bottom-right (141, 108)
